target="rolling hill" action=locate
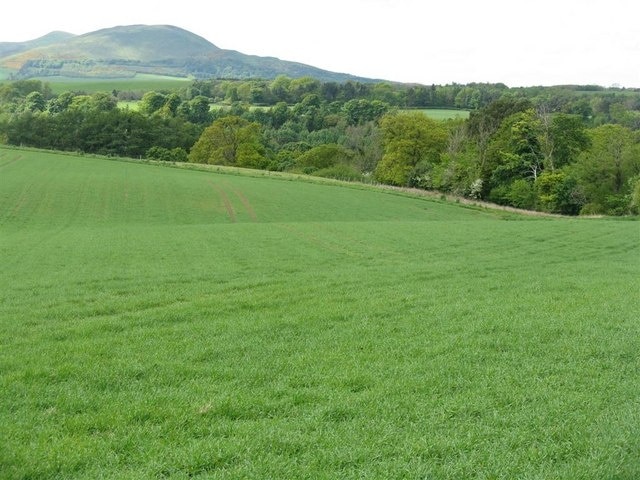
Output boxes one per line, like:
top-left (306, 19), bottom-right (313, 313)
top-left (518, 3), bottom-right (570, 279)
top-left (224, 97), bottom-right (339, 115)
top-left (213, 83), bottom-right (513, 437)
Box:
top-left (0, 24), bottom-right (373, 82)
top-left (0, 31), bottom-right (75, 58)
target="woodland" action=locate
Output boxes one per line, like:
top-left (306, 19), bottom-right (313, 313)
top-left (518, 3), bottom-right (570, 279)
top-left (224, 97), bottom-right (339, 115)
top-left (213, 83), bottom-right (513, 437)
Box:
top-left (1, 77), bottom-right (639, 215)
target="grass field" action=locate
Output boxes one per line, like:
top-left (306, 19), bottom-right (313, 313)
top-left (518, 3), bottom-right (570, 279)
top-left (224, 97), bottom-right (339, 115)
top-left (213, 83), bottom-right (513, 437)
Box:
top-left (117, 100), bottom-right (141, 111)
top-left (1, 146), bottom-right (639, 479)
top-left (37, 74), bottom-right (192, 94)
top-left (405, 108), bottom-right (471, 120)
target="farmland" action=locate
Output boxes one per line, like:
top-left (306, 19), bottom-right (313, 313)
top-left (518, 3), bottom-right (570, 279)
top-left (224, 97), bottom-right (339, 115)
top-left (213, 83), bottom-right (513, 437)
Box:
top-left (403, 108), bottom-right (470, 120)
top-left (1, 146), bottom-right (639, 478)
top-left (41, 74), bottom-right (192, 95)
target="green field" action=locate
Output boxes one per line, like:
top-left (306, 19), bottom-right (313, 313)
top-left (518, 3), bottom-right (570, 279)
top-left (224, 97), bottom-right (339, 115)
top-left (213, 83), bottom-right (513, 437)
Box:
top-left (36, 74), bottom-right (192, 94)
top-left (117, 100), bottom-right (141, 111)
top-left (405, 108), bottom-right (471, 120)
top-left (1, 147), bottom-right (639, 479)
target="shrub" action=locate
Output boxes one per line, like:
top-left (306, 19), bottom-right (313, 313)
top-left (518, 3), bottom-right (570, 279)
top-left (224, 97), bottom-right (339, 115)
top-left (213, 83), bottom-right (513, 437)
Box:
top-left (313, 164), bottom-right (363, 181)
top-left (508, 179), bottom-right (536, 210)
top-left (146, 146), bottom-right (188, 162)
top-left (294, 144), bottom-right (353, 172)
top-left (580, 203), bottom-right (604, 216)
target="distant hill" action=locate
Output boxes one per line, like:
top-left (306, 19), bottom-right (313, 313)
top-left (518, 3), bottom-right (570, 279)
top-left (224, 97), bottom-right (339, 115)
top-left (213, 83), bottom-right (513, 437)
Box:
top-left (0, 24), bottom-right (374, 82)
top-left (0, 31), bottom-right (75, 58)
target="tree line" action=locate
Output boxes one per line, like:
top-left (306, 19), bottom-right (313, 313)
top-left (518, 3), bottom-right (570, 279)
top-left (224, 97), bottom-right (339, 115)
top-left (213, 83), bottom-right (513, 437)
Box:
top-left (1, 78), bottom-right (639, 215)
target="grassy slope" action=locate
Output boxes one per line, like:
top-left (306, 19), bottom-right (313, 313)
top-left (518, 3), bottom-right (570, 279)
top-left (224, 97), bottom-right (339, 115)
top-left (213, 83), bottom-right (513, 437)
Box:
top-left (1, 147), bottom-right (639, 479)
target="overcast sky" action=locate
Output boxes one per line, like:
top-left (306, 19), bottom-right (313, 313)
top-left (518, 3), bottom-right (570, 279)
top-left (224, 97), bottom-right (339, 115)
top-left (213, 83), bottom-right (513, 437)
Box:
top-left (2, 0), bottom-right (638, 87)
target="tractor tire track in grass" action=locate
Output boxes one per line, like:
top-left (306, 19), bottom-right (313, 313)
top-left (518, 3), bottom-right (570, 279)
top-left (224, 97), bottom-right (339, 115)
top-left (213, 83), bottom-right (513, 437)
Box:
top-left (275, 223), bottom-right (363, 259)
top-left (208, 180), bottom-right (236, 223)
top-left (1, 164), bottom-right (49, 226)
top-left (0, 154), bottom-right (22, 170)
top-left (225, 182), bottom-right (257, 222)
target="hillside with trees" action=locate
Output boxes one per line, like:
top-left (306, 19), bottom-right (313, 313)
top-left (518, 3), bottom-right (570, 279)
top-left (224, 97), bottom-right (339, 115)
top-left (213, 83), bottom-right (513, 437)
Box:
top-left (1, 77), bottom-right (639, 215)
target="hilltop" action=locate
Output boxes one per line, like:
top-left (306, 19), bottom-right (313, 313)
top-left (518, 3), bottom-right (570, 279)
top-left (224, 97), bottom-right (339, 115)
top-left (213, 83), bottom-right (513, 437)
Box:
top-left (0, 24), bottom-right (374, 82)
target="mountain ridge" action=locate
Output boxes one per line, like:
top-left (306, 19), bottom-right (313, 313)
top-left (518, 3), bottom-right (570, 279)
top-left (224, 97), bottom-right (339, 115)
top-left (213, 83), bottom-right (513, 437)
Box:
top-left (0, 24), bottom-right (376, 82)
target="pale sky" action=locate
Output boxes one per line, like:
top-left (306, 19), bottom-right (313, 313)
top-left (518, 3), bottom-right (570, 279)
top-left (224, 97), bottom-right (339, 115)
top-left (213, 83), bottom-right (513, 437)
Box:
top-left (2, 0), bottom-right (638, 87)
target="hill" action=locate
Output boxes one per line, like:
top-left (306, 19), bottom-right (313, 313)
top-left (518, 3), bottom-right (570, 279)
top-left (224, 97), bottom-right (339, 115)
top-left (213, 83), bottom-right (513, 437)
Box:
top-left (0, 24), bottom-right (374, 82)
top-left (0, 31), bottom-right (75, 58)
top-left (1, 146), bottom-right (639, 478)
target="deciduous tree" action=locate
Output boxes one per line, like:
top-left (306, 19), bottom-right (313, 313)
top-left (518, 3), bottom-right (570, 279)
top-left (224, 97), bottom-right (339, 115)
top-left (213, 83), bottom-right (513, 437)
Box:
top-left (374, 113), bottom-right (448, 186)
top-left (571, 124), bottom-right (640, 213)
top-left (189, 115), bottom-right (265, 168)
top-left (139, 91), bottom-right (166, 115)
